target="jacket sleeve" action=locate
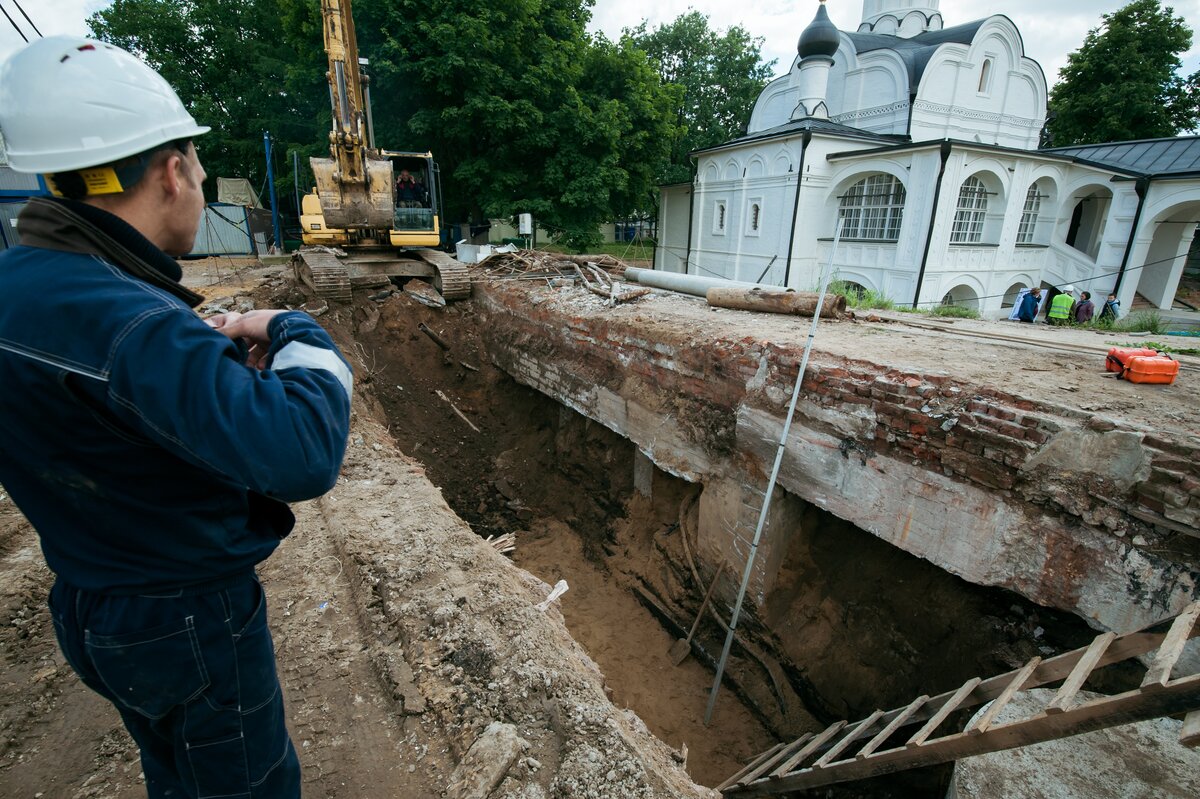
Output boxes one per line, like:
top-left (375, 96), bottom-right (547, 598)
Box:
top-left (104, 308), bottom-right (353, 502)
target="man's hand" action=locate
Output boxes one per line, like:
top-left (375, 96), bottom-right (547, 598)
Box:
top-left (205, 309), bottom-right (287, 370)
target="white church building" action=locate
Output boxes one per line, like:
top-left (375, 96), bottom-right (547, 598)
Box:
top-left (654, 0), bottom-right (1200, 315)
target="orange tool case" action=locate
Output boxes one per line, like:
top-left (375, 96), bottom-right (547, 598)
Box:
top-left (1123, 355), bottom-right (1180, 385)
top-left (1106, 347), bottom-right (1159, 373)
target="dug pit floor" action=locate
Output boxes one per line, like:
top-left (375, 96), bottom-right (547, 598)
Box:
top-left (0, 260), bottom-right (1181, 798)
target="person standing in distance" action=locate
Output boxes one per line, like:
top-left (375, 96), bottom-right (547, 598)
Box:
top-left (0, 37), bottom-right (353, 798)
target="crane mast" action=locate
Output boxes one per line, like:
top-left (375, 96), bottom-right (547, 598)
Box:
top-left (310, 0), bottom-right (393, 229)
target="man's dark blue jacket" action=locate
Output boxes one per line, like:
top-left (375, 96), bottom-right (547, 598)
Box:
top-left (0, 198), bottom-right (352, 594)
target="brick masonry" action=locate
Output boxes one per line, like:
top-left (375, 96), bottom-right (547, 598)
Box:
top-left (476, 284), bottom-right (1200, 635)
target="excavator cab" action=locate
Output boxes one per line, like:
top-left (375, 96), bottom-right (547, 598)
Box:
top-left (383, 150), bottom-right (441, 249)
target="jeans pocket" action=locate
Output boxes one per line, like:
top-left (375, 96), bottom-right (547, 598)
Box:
top-left (85, 616), bottom-right (210, 719)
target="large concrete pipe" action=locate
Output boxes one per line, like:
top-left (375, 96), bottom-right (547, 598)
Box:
top-left (623, 267), bottom-right (766, 298)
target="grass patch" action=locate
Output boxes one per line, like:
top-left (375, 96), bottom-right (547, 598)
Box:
top-left (929, 304), bottom-right (981, 319)
top-left (828, 280), bottom-right (897, 310)
top-left (1090, 310), bottom-right (1167, 334)
top-left (1110, 340), bottom-right (1200, 357)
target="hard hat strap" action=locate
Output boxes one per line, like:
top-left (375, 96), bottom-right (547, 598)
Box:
top-left (44, 138), bottom-right (192, 200)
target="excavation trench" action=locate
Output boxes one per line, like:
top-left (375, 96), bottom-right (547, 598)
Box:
top-left (341, 288), bottom-right (1124, 793)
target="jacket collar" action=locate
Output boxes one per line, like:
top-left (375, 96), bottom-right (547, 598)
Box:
top-left (16, 197), bottom-right (204, 308)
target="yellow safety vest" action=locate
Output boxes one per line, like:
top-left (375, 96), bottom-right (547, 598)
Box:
top-left (1048, 293), bottom-right (1073, 320)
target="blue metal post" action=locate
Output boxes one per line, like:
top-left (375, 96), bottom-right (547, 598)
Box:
top-left (263, 131), bottom-right (284, 254)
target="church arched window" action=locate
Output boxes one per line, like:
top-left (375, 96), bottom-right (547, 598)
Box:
top-left (1017, 183), bottom-right (1042, 244)
top-left (951, 176), bottom-right (989, 243)
top-left (978, 58), bottom-right (993, 94)
top-left (837, 174), bottom-right (905, 241)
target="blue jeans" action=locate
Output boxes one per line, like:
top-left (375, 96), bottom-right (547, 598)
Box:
top-left (49, 575), bottom-right (301, 798)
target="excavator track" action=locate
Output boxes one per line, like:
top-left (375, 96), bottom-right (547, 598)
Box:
top-left (412, 248), bottom-right (472, 301)
top-left (295, 250), bottom-right (352, 304)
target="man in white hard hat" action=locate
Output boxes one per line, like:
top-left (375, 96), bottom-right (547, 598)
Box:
top-left (0, 37), bottom-right (353, 798)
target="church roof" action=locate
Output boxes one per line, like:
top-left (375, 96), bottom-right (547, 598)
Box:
top-left (695, 118), bottom-right (906, 156)
top-left (845, 19), bottom-right (988, 86)
top-left (1042, 136), bottom-right (1200, 177)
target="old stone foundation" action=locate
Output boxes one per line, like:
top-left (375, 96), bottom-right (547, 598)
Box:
top-left (472, 280), bottom-right (1199, 637)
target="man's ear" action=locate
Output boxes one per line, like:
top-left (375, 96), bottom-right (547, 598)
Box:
top-left (157, 152), bottom-right (187, 199)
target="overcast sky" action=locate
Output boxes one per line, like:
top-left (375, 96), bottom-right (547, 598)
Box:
top-left (2, 0), bottom-right (1198, 84)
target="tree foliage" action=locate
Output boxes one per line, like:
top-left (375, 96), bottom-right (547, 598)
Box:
top-left (1046, 0), bottom-right (1198, 147)
top-left (89, 0), bottom-right (328, 205)
top-left (628, 12), bottom-right (775, 185)
top-left (350, 0), bottom-right (676, 250)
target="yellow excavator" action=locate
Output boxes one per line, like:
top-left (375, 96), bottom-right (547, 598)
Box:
top-left (294, 0), bottom-right (470, 303)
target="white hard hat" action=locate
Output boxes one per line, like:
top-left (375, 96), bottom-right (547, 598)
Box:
top-left (1063, 284), bottom-right (1076, 293)
top-left (0, 36), bottom-right (209, 174)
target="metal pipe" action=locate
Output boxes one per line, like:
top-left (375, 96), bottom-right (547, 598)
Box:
top-left (913, 140), bottom-right (952, 308)
top-left (783, 131), bottom-right (813, 288)
top-left (1113, 175), bottom-right (1151, 296)
top-left (624, 267), bottom-right (774, 297)
top-left (703, 217), bottom-right (845, 726)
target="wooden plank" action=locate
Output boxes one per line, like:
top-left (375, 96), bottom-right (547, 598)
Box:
top-left (771, 721), bottom-right (846, 778)
top-left (1142, 602), bottom-right (1200, 688)
top-left (968, 657), bottom-right (1042, 735)
top-left (1047, 632), bottom-right (1117, 714)
top-left (730, 739), bottom-right (804, 789)
top-left (857, 695), bottom-right (928, 759)
top-left (727, 673), bottom-right (1200, 796)
top-left (1182, 710), bottom-right (1200, 748)
top-left (908, 678), bottom-right (982, 746)
top-left (814, 710), bottom-right (884, 768)
top-left (716, 741), bottom-right (787, 792)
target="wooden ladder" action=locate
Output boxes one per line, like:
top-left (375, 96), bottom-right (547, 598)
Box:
top-left (719, 601), bottom-right (1200, 796)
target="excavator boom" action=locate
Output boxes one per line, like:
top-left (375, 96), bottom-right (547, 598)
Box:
top-left (310, 0), bottom-right (393, 228)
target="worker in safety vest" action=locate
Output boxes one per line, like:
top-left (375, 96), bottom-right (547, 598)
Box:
top-left (0, 37), bottom-right (353, 798)
top-left (1047, 285), bottom-right (1076, 326)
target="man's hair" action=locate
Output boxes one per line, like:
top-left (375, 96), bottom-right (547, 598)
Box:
top-left (1081, 291), bottom-right (1091, 300)
top-left (49, 139), bottom-right (191, 201)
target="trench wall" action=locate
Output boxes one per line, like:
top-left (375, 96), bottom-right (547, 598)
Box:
top-left (474, 285), bottom-right (1200, 636)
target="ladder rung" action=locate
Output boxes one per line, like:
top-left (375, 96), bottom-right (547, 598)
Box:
top-left (857, 694), bottom-right (928, 759)
top-left (771, 721), bottom-right (846, 777)
top-left (908, 678), bottom-right (981, 746)
top-left (1047, 632), bottom-right (1116, 713)
top-left (1181, 710), bottom-right (1200, 749)
top-left (968, 656), bottom-right (1042, 735)
top-left (1142, 602), bottom-right (1200, 689)
top-left (733, 737), bottom-right (807, 788)
top-left (814, 709), bottom-right (884, 768)
top-left (717, 741), bottom-right (788, 791)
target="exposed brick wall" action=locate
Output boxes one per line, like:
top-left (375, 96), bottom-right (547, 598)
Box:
top-left (475, 283), bottom-right (1200, 632)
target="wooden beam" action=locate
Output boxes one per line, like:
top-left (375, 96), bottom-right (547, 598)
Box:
top-left (1143, 602), bottom-right (1200, 689)
top-left (968, 657), bottom-right (1042, 734)
top-left (909, 678), bottom-right (981, 746)
top-left (1047, 633), bottom-right (1116, 714)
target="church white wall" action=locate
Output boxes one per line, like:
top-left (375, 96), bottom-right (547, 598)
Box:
top-left (670, 137), bottom-right (1197, 314)
top-left (749, 73), bottom-right (799, 133)
top-left (827, 46), bottom-right (911, 135)
top-left (910, 17), bottom-right (1046, 149)
top-left (691, 138), bottom-right (810, 285)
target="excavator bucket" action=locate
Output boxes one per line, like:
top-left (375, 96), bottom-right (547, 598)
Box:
top-left (310, 155), bottom-right (394, 229)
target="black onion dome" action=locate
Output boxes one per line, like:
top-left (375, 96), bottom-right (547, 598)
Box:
top-left (798, 2), bottom-right (841, 59)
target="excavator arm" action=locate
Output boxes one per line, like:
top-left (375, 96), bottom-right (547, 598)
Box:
top-left (310, 0), bottom-right (393, 229)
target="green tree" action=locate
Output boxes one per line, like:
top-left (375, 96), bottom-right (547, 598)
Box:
top-left (352, 0), bottom-right (675, 250)
top-left (89, 0), bottom-right (328, 207)
top-left (1046, 0), bottom-right (1198, 146)
top-left (629, 12), bottom-right (775, 185)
